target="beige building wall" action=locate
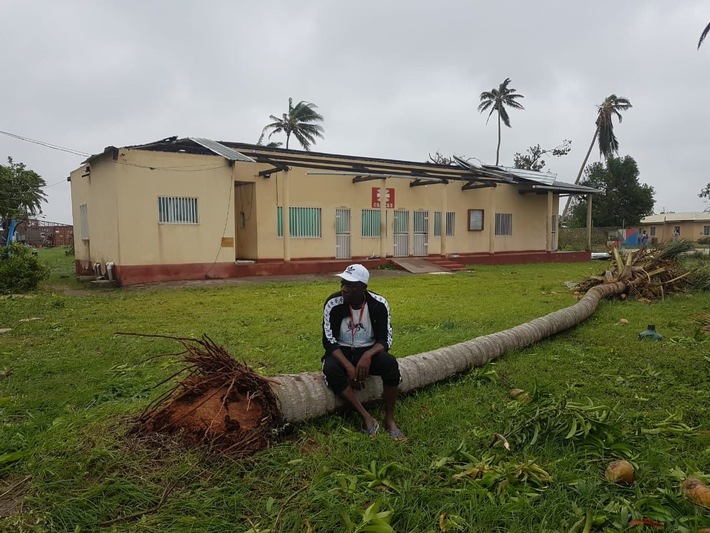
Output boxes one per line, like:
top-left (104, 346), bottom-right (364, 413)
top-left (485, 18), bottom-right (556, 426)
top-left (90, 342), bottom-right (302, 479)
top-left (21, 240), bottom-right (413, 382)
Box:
top-left (114, 150), bottom-right (239, 266)
top-left (644, 220), bottom-right (710, 243)
top-left (248, 166), bottom-right (556, 259)
top-left (70, 157), bottom-right (120, 269)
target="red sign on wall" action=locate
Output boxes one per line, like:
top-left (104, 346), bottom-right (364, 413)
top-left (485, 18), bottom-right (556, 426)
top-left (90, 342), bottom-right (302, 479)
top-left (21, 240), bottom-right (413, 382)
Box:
top-left (371, 187), bottom-right (395, 208)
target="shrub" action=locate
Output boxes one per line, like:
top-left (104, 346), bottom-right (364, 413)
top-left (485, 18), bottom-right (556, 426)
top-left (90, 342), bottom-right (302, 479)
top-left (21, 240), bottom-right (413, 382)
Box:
top-left (697, 236), bottom-right (710, 245)
top-left (0, 243), bottom-right (50, 293)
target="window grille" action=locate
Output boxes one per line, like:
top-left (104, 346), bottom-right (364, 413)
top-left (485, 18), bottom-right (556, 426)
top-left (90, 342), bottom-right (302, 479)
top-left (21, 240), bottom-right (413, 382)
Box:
top-left (704, 226), bottom-right (710, 236)
top-left (447, 212), bottom-right (455, 237)
top-left (158, 196), bottom-right (198, 224)
top-left (495, 213), bottom-right (513, 236)
top-left (434, 211), bottom-right (455, 236)
top-left (361, 209), bottom-right (381, 237)
top-left (649, 226), bottom-right (656, 236)
top-left (79, 204), bottom-right (89, 240)
top-left (277, 207), bottom-right (322, 238)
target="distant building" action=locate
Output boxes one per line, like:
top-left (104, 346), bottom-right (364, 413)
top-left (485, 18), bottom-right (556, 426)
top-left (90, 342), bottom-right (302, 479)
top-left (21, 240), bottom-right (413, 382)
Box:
top-left (14, 219), bottom-right (73, 247)
top-left (69, 138), bottom-right (599, 286)
top-left (640, 212), bottom-right (710, 244)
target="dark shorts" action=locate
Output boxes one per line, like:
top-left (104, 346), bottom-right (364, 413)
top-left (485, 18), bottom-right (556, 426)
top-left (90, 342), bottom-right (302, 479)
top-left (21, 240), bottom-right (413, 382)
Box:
top-left (322, 346), bottom-right (401, 394)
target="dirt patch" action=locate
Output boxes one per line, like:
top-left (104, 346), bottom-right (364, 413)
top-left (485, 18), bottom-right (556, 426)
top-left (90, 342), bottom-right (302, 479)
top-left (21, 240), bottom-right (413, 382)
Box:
top-left (0, 476), bottom-right (30, 518)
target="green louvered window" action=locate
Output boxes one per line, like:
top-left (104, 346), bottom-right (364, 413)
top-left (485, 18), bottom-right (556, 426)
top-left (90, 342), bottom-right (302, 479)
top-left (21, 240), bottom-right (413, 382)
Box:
top-left (277, 207), bottom-right (322, 238)
top-left (361, 209), bottom-right (381, 238)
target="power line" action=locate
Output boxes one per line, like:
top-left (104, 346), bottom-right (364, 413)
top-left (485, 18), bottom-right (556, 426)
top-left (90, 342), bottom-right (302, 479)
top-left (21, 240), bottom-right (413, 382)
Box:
top-left (0, 130), bottom-right (90, 157)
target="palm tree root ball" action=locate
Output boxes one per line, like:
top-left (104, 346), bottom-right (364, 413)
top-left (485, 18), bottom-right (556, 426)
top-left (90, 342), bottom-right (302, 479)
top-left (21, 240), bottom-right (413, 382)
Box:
top-left (130, 336), bottom-right (281, 457)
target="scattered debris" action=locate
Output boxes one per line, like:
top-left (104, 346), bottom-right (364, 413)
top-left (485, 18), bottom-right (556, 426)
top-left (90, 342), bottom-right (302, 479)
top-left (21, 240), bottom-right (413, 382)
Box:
top-left (575, 241), bottom-right (701, 301)
top-left (18, 317), bottom-right (42, 323)
top-left (0, 328), bottom-right (11, 334)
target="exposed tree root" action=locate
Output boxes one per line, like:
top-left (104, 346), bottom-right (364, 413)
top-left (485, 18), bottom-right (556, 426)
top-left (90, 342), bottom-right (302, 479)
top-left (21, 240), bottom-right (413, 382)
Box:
top-left (126, 334), bottom-right (280, 457)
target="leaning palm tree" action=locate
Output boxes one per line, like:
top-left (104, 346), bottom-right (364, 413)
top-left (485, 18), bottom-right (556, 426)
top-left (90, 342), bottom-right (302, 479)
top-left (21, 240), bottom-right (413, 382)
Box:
top-left (562, 95), bottom-right (632, 220)
top-left (478, 78), bottom-right (525, 165)
top-left (261, 97), bottom-right (325, 151)
top-left (699, 22), bottom-right (710, 49)
top-left (131, 243), bottom-right (698, 457)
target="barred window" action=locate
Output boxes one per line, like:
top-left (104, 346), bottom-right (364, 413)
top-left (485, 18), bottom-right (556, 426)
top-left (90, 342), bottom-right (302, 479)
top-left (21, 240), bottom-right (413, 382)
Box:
top-left (277, 207), bottom-right (322, 238)
top-left (434, 211), bottom-right (455, 237)
top-left (649, 226), bottom-right (656, 236)
top-left (495, 213), bottom-right (513, 236)
top-left (704, 226), bottom-right (710, 236)
top-left (158, 196), bottom-right (198, 224)
top-left (79, 204), bottom-right (89, 240)
top-left (361, 209), bottom-right (381, 238)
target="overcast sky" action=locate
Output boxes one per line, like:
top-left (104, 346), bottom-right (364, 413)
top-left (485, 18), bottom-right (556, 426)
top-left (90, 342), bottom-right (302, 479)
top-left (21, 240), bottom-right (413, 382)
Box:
top-left (1, 1), bottom-right (709, 225)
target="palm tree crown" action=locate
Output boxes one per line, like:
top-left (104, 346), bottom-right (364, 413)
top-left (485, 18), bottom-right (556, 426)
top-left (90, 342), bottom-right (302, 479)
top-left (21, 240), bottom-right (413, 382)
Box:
top-left (478, 78), bottom-right (525, 165)
top-left (261, 97), bottom-right (325, 151)
top-left (595, 95), bottom-right (632, 158)
top-left (561, 94), bottom-right (632, 221)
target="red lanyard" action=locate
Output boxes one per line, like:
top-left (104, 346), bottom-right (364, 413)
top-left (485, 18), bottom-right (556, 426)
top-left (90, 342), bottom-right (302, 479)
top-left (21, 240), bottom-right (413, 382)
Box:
top-left (349, 303), bottom-right (366, 344)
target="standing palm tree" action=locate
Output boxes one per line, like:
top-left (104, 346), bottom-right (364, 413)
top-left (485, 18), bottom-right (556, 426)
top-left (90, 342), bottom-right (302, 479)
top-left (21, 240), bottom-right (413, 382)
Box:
top-left (261, 97), bottom-right (325, 151)
top-left (699, 22), bottom-right (710, 49)
top-left (562, 95), bottom-right (632, 220)
top-left (478, 78), bottom-right (525, 165)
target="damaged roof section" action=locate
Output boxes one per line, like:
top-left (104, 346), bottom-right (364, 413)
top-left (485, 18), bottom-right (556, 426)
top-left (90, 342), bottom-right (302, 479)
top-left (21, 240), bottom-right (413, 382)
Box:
top-left (89, 136), bottom-right (600, 195)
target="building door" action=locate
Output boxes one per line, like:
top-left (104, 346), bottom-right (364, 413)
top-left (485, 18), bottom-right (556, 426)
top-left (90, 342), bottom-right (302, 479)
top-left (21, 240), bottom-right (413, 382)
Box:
top-left (413, 210), bottom-right (428, 256)
top-left (335, 208), bottom-right (351, 259)
top-left (393, 210), bottom-right (409, 257)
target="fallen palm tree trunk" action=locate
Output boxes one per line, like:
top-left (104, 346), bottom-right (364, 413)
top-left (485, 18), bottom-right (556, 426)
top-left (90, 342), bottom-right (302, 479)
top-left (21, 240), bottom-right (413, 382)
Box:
top-left (131, 280), bottom-right (627, 456)
top-left (133, 243), bottom-right (705, 456)
top-left (272, 281), bottom-right (627, 422)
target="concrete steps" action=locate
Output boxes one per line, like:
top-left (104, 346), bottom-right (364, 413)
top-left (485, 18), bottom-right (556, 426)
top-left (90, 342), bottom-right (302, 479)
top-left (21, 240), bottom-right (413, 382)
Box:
top-left (426, 257), bottom-right (469, 271)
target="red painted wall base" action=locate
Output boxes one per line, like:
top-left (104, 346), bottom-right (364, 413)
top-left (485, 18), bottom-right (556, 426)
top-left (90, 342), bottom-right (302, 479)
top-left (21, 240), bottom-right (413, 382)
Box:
top-left (76, 251), bottom-right (591, 287)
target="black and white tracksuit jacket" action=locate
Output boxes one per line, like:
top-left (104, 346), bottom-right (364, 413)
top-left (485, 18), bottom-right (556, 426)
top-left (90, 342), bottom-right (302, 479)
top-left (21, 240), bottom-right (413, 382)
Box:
top-left (322, 290), bottom-right (393, 357)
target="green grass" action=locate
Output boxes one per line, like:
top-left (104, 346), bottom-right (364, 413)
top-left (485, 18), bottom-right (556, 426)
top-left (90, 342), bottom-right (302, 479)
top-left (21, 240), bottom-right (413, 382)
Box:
top-left (1, 249), bottom-right (710, 531)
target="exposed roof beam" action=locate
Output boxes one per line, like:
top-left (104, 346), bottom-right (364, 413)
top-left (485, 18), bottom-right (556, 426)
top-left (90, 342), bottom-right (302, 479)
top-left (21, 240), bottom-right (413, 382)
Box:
top-left (410, 179), bottom-right (448, 187)
top-left (518, 184), bottom-right (601, 195)
top-left (462, 182), bottom-right (497, 191)
top-left (258, 165), bottom-right (288, 177)
top-left (352, 175), bottom-right (384, 183)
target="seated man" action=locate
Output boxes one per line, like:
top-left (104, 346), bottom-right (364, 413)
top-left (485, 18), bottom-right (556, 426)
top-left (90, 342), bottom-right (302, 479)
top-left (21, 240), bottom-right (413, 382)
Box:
top-left (321, 264), bottom-right (405, 440)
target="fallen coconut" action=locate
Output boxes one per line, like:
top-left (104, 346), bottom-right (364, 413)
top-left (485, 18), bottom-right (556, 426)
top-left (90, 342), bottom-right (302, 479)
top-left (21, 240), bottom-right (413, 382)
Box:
top-left (682, 478), bottom-right (710, 508)
top-left (605, 459), bottom-right (634, 484)
top-left (509, 388), bottom-right (530, 401)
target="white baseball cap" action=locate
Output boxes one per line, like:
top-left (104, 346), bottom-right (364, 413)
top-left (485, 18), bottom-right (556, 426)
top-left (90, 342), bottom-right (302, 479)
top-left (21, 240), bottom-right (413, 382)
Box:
top-left (336, 264), bottom-right (370, 285)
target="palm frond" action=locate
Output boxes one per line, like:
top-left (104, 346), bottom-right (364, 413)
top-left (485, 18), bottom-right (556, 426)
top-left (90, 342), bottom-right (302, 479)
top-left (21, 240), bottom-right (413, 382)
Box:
top-left (698, 22), bottom-right (710, 49)
top-left (499, 106), bottom-right (512, 128)
top-left (478, 100), bottom-right (493, 113)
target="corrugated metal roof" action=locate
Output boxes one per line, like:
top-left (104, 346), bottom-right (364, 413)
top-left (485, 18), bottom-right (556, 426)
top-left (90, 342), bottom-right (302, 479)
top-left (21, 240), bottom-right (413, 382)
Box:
top-left (499, 166), bottom-right (558, 186)
top-left (641, 212), bottom-right (710, 223)
top-left (188, 137), bottom-right (255, 162)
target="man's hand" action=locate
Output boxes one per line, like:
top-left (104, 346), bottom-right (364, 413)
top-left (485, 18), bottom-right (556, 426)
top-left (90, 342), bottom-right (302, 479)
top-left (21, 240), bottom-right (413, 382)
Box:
top-left (355, 353), bottom-right (372, 383)
top-left (342, 363), bottom-right (363, 390)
